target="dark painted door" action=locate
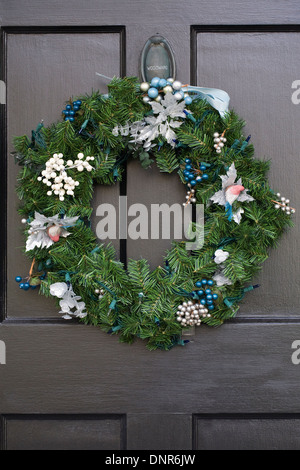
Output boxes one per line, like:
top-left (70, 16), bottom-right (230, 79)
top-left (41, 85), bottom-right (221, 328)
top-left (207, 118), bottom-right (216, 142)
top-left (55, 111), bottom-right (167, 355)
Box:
top-left (1, 0), bottom-right (300, 450)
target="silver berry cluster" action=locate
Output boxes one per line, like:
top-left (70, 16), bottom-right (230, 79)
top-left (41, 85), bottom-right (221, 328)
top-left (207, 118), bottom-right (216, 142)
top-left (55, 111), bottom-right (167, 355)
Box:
top-left (213, 132), bottom-right (227, 154)
top-left (176, 300), bottom-right (211, 327)
top-left (38, 152), bottom-right (94, 201)
top-left (94, 287), bottom-right (105, 299)
top-left (183, 188), bottom-right (196, 206)
top-left (274, 193), bottom-right (295, 215)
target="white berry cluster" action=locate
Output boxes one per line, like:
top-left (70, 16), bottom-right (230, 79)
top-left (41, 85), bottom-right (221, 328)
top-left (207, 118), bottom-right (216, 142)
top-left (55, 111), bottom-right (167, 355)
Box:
top-left (274, 193), bottom-right (295, 215)
top-left (94, 287), bottom-right (105, 299)
top-left (37, 153), bottom-right (94, 201)
top-left (183, 188), bottom-right (196, 206)
top-left (176, 300), bottom-right (211, 327)
top-left (213, 132), bottom-right (227, 154)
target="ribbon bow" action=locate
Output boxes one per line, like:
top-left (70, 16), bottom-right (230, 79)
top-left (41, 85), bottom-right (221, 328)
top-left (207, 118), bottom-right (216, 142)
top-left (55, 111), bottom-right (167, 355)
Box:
top-left (182, 85), bottom-right (230, 118)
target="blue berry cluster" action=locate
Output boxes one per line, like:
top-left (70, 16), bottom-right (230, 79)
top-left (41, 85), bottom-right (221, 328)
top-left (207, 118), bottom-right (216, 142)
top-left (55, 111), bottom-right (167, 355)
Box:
top-left (193, 279), bottom-right (218, 311)
top-left (15, 274), bottom-right (45, 291)
top-left (183, 158), bottom-right (209, 187)
top-left (62, 100), bottom-right (82, 122)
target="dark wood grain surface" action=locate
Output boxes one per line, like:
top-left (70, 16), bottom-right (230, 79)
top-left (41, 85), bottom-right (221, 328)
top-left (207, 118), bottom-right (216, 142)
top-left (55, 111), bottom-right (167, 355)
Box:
top-left (0, 0), bottom-right (299, 450)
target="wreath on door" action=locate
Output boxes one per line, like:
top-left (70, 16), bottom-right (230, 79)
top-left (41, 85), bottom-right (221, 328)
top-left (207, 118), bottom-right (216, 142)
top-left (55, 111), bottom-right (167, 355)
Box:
top-left (13, 76), bottom-right (294, 350)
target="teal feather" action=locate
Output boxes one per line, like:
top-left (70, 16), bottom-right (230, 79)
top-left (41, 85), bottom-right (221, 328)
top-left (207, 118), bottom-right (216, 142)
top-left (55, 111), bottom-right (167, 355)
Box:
top-left (225, 202), bottom-right (233, 221)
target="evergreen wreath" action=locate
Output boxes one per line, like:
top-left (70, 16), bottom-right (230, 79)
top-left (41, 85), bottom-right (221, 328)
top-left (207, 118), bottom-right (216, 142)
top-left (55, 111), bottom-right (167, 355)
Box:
top-left (13, 76), bottom-right (294, 350)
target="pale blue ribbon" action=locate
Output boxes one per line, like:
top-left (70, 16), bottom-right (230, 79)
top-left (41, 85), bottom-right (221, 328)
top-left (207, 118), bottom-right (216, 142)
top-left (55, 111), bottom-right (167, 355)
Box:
top-left (182, 85), bottom-right (230, 118)
top-left (96, 73), bottom-right (230, 118)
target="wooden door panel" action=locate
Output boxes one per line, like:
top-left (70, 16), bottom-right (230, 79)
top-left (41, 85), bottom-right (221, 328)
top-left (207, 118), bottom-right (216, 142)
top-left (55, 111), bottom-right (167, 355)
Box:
top-left (193, 414), bottom-right (300, 450)
top-left (5, 27), bottom-right (124, 319)
top-left (1, 414), bottom-right (126, 450)
top-left (1, 322), bottom-right (300, 449)
top-left (0, 323), bottom-right (299, 414)
top-left (193, 26), bottom-right (300, 318)
top-left (126, 160), bottom-right (186, 270)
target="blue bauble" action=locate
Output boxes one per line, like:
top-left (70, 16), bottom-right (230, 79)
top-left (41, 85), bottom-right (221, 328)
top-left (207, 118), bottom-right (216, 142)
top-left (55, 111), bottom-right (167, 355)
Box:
top-left (208, 305), bottom-right (215, 311)
top-left (202, 174), bottom-right (209, 180)
top-left (184, 177), bottom-right (190, 182)
top-left (73, 105), bottom-right (79, 111)
top-left (15, 276), bottom-right (22, 283)
top-left (190, 180), bottom-right (196, 186)
top-left (184, 96), bottom-right (192, 105)
top-left (185, 164), bottom-right (192, 171)
top-left (196, 176), bottom-right (202, 182)
top-left (201, 279), bottom-right (207, 285)
top-left (185, 158), bottom-right (191, 164)
top-left (207, 280), bottom-right (214, 286)
top-left (23, 282), bottom-right (30, 291)
top-left (69, 110), bottom-right (75, 116)
top-left (30, 285), bottom-right (38, 289)
top-left (206, 294), bottom-right (213, 300)
top-left (188, 174), bottom-right (195, 180)
top-left (200, 299), bottom-right (206, 305)
top-left (19, 283), bottom-right (25, 289)
top-left (197, 290), bottom-right (204, 296)
top-left (65, 117), bottom-right (70, 121)
top-left (183, 170), bottom-right (190, 176)
top-left (195, 281), bottom-right (202, 288)
top-left (212, 294), bottom-right (218, 300)
top-left (159, 78), bottom-right (167, 88)
top-left (207, 300), bottom-right (213, 305)
top-left (69, 117), bottom-right (75, 122)
top-left (200, 165), bottom-right (207, 171)
top-left (66, 104), bottom-right (72, 110)
top-left (76, 100), bottom-right (82, 106)
top-left (148, 87), bottom-right (159, 98)
top-left (205, 288), bottom-right (211, 295)
top-left (150, 77), bottom-right (160, 88)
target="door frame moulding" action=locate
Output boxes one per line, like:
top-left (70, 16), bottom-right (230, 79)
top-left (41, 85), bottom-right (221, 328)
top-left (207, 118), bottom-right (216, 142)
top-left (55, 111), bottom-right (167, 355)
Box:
top-left (0, 25), bottom-right (126, 323)
top-left (0, 413), bottom-right (127, 450)
top-left (192, 412), bottom-right (300, 449)
top-left (190, 24), bottom-right (300, 323)
top-left (190, 24), bottom-right (300, 85)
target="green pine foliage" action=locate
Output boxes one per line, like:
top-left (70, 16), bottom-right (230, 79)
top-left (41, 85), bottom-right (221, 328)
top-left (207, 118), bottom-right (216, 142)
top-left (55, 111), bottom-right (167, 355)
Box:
top-left (13, 76), bottom-right (293, 350)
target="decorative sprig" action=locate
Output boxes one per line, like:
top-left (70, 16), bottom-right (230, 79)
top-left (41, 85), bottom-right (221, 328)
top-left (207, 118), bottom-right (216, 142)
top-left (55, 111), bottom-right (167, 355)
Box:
top-left (38, 152), bottom-right (94, 201)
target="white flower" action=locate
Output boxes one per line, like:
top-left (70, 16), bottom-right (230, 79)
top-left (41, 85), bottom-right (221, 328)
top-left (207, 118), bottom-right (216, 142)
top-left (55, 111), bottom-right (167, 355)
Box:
top-left (213, 271), bottom-right (233, 287)
top-left (113, 94), bottom-right (187, 149)
top-left (25, 212), bottom-right (78, 251)
top-left (49, 282), bottom-right (87, 320)
top-left (214, 249), bottom-right (229, 264)
top-left (232, 207), bottom-right (244, 224)
top-left (112, 125), bottom-right (119, 136)
top-left (150, 92), bottom-right (187, 122)
top-left (112, 123), bottom-right (131, 136)
top-left (50, 282), bottom-right (69, 298)
top-left (120, 92), bottom-right (188, 149)
top-left (59, 299), bottom-right (72, 313)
